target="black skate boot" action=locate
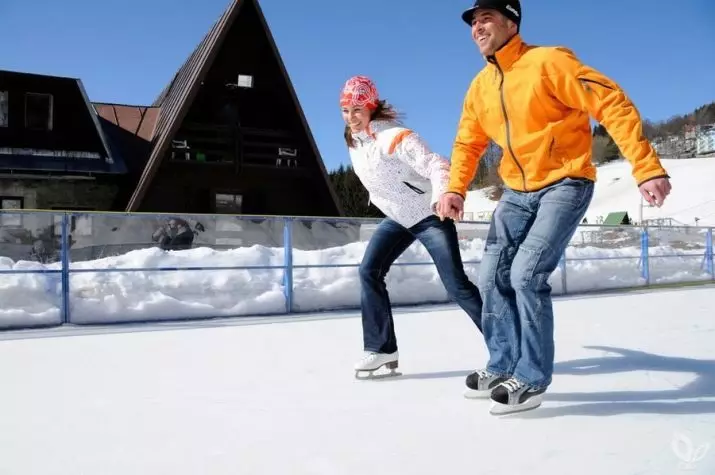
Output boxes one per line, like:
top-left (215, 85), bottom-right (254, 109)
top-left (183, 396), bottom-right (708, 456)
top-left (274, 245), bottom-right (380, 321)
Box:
top-left (489, 377), bottom-right (546, 415)
top-left (463, 369), bottom-right (509, 399)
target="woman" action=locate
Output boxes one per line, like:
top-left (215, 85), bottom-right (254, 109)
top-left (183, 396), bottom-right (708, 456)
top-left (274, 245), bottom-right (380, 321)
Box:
top-left (340, 75), bottom-right (483, 379)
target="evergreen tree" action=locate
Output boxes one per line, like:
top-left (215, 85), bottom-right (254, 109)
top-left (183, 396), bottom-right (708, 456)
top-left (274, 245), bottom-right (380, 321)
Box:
top-left (328, 165), bottom-right (384, 218)
top-left (592, 124), bottom-right (620, 164)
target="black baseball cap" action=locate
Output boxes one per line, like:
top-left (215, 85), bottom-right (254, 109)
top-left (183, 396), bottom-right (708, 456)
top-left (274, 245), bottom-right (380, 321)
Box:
top-left (461, 0), bottom-right (521, 28)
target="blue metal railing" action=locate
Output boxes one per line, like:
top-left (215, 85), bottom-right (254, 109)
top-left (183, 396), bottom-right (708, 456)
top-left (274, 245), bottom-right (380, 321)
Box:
top-left (61, 213), bottom-right (71, 324)
top-left (0, 210), bottom-right (712, 330)
top-left (641, 228), bottom-right (650, 284)
top-left (283, 217), bottom-right (293, 313)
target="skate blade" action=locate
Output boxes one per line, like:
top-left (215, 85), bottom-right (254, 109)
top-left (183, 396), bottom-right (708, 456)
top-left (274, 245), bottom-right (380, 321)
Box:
top-left (354, 360), bottom-right (399, 380)
top-left (463, 388), bottom-right (493, 399)
top-left (489, 395), bottom-right (543, 415)
top-left (355, 369), bottom-right (402, 380)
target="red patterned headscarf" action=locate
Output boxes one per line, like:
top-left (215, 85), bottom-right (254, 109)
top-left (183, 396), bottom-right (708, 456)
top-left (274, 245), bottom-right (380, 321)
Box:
top-left (340, 75), bottom-right (379, 110)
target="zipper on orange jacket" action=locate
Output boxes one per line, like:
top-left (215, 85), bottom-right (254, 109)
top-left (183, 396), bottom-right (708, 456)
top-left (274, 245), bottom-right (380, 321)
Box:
top-left (492, 56), bottom-right (527, 191)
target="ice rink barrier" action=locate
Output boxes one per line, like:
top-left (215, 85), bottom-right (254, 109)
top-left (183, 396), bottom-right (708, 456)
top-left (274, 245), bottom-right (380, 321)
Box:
top-left (0, 210), bottom-right (712, 329)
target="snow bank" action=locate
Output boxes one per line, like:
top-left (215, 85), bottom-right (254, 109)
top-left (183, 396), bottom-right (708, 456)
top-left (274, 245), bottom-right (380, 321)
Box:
top-left (0, 222), bottom-right (711, 328)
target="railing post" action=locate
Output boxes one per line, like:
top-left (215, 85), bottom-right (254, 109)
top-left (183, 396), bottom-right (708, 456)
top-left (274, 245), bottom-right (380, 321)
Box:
top-left (60, 213), bottom-right (70, 324)
top-left (640, 227), bottom-right (650, 285)
top-left (283, 217), bottom-right (294, 313)
top-left (706, 228), bottom-right (714, 279)
top-left (559, 252), bottom-right (568, 295)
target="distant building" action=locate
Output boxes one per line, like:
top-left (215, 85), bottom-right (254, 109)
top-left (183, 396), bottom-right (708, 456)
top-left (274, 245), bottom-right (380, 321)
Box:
top-left (603, 211), bottom-right (631, 226)
top-left (651, 123), bottom-right (715, 158)
top-left (696, 124), bottom-right (715, 155)
top-left (651, 134), bottom-right (689, 158)
top-left (0, 0), bottom-right (342, 218)
top-left (684, 124), bottom-right (698, 154)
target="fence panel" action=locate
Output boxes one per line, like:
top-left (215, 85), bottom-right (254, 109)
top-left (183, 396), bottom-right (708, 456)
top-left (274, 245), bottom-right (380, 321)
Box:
top-left (0, 211), bottom-right (64, 329)
top-left (0, 210), bottom-right (713, 330)
top-left (66, 213), bottom-right (286, 324)
top-left (287, 218), bottom-right (489, 312)
top-left (562, 225), bottom-right (646, 294)
top-left (646, 226), bottom-right (712, 284)
top-left (289, 217), bottom-right (373, 313)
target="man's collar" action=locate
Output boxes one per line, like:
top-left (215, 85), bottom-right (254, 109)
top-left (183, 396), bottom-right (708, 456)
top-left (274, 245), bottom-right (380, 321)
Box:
top-left (485, 33), bottom-right (523, 70)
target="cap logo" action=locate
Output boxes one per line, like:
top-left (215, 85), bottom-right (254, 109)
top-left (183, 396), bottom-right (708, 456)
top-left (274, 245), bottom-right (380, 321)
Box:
top-left (506, 5), bottom-right (519, 17)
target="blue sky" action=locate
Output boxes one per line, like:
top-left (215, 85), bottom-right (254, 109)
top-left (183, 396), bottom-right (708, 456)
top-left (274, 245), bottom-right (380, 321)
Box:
top-left (1, 0), bottom-right (713, 171)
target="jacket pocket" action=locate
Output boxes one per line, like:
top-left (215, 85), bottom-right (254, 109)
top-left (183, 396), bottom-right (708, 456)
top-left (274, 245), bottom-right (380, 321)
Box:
top-left (547, 135), bottom-right (567, 167)
top-left (402, 181), bottom-right (425, 195)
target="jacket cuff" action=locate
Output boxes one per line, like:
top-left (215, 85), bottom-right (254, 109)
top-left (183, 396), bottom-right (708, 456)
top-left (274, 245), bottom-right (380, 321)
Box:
top-left (445, 188), bottom-right (466, 200)
top-left (637, 173), bottom-right (670, 187)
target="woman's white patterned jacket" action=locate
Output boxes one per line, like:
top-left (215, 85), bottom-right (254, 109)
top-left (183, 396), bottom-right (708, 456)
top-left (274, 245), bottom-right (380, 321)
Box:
top-left (348, 119), bottom-right (450, 228)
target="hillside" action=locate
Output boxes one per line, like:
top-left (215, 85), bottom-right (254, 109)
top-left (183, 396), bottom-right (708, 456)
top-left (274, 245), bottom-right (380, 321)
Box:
top-left (464, 157), bottom-right (715, 227)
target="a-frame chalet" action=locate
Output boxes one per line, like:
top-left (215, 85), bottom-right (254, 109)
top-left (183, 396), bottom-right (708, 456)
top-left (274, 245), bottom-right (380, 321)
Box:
top-left (102, 0), bottom-right (343, 216)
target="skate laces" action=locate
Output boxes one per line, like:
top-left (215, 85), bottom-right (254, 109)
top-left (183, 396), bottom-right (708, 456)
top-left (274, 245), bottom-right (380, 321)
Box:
top-left (476, 369), bottom-right (492, 379)
top-left (502, 378), bottom-right (525, 393)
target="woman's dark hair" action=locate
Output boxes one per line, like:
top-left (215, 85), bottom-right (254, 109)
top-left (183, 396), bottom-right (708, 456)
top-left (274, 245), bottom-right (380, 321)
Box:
top-left (344, 100), bottom-right (404, 148)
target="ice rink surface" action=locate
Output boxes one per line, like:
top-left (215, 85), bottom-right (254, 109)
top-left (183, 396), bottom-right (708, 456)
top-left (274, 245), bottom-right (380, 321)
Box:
top-left (0, 286), bottom-right (714, 474)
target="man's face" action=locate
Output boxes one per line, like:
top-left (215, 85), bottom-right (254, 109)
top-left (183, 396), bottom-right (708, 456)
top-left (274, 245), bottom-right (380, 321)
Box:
top-left (470, 9), bottom-right (515, 56)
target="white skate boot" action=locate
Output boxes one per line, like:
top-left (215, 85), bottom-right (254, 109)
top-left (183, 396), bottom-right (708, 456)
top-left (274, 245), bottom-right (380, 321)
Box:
top-left (354, 351), bottom-right (400, 380)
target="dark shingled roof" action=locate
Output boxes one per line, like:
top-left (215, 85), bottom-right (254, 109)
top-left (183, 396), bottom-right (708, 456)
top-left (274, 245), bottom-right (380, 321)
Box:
top-left (124, 0), bottom-right (241, 211)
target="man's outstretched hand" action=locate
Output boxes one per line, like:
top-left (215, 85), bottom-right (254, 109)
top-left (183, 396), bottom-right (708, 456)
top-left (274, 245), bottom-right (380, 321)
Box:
top-left (639, 177), bottom-right (671, 207)
top-left (437, 192), bottom-right (465, 221)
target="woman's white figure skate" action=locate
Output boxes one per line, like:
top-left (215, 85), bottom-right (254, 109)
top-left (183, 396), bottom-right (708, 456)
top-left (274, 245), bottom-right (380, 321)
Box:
top-left (354, 351), bottom-right (401, 380)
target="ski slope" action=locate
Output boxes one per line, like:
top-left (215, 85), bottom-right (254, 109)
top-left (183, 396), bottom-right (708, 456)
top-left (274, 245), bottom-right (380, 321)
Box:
top-left (465, 157), bottom-right (715, 226)
top-left (0, 286), bottom-right (713, 474)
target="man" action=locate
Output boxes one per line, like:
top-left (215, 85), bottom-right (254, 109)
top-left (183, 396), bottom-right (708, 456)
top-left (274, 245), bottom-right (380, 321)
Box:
top-left (152, 218), bottom-right (195, 251)
top-left (438, 0), bottom-right (671, 414)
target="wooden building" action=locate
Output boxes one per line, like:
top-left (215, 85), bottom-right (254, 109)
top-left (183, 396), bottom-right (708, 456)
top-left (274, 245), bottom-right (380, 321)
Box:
top-left (0, 0), bottom-right (342, 218)
top-left (0, 71), bottom-right (125, 214)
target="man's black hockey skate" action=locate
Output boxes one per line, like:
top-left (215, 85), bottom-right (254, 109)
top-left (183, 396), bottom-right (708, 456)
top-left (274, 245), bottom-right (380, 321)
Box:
top-left (463, 369), bottom-right (509, 399)
top-left (488, 377), bottom-right (546, 415)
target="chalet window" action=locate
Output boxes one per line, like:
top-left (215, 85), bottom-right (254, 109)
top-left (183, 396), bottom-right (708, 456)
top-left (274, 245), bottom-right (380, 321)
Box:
top-left (215, 193), bottom-right (243, 214)
top-left (237, 74), bottom-right (253, 88)
top-left (0, 91), bottom-right (8, 127)
top-left (0, 196), bottom-right (23, 227)
top-left (276, 147), bottom-right (298, 167)
top-left (169, 135), bottom-right (232, 163)
top-left (25, 93), bottom-right (53, 130)
top-left (225, 74), bottom-right (253, 90)
top-left (170, 139), bottom-right (191, 161)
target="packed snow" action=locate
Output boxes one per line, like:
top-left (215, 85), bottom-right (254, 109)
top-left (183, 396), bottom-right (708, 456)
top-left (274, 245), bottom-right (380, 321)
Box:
top-left (465, 157), bottom-right (715, 226)
top-left (0, 220), bottom-right (712, 328)
top-left (0, 286), bottom-right (713, 474)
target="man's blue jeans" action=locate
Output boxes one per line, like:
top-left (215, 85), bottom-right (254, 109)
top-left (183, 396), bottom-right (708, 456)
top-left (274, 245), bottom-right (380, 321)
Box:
top-left (360, 215), bottom-right (482, 354)
top-left (478, 178), bottom-right (594, 389)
